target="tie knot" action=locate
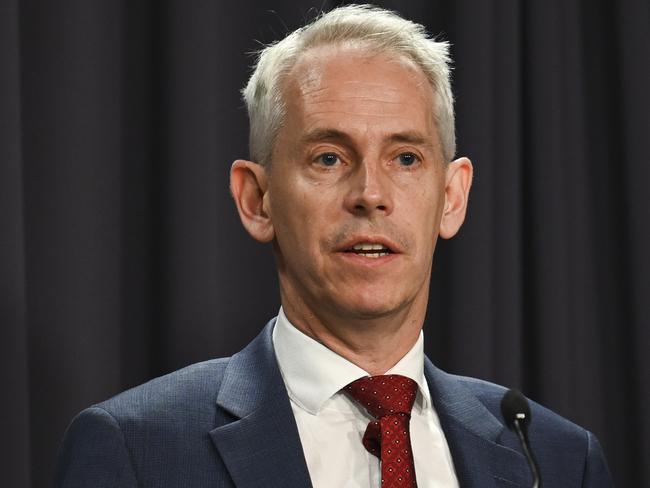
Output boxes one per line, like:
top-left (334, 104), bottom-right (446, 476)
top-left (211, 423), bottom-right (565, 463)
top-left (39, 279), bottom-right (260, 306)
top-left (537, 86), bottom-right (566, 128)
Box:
top-left (345, 374), bottom-right (418, 419)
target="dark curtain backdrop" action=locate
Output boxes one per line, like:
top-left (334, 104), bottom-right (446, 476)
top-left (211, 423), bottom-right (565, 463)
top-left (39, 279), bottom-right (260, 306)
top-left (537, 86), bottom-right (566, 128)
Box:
top-left (1, 0), bottom-right (648, 486)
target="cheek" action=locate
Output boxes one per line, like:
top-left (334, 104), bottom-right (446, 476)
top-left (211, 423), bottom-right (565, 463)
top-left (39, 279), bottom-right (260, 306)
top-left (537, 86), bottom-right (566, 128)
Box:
top-left (403, 191), bottom-right (444, 251)
top-left (271, 185), bottom-right (331, 257)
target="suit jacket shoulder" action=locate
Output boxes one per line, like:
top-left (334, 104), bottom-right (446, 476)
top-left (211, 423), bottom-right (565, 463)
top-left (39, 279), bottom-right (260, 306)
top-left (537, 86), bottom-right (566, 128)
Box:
top-left (424, 366), bottom-right (613, 487)
top-left (56, 358), bottom-right (236, 487)
top-left (56, 320), bottom-right (312, 488)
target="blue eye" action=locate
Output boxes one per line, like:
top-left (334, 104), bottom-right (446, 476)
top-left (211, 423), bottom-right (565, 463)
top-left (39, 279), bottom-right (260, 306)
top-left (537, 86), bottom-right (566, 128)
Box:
top-left (397, 153), bottom-right (418, 166)
top-left (317, 153), bottom-right (339, 166)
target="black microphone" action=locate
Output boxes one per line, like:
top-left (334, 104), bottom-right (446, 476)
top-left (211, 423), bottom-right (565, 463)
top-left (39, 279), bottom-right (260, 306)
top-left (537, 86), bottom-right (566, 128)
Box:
top-left (500, 389), bottom-right (541, 488)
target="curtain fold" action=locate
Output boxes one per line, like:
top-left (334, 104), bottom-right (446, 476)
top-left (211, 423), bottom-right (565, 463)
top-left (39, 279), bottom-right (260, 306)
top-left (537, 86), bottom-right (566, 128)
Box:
top-left (1, 1), bottom-right (647, 486)
top-left (1, 1), bottom-right (31, 486)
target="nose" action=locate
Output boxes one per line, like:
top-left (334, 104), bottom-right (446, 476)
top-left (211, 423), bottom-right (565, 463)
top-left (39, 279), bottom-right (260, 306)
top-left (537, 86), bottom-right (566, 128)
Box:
top-left (343, 160), bottom-right (393, 217)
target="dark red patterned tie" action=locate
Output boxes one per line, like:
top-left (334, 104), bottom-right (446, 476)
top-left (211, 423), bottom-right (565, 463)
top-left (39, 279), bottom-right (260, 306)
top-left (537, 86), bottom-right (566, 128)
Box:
top-left (345, 374), bottom-right (418, 487)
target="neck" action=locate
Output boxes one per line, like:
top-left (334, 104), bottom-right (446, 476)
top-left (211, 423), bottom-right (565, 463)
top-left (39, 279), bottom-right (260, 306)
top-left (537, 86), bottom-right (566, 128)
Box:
top-left (280, 290), bottom-right (428, 376)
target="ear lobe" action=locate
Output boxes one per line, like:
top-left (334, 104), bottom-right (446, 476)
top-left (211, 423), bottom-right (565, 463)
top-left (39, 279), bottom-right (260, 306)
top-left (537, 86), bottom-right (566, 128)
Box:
top-left (439, 157), bottom-right (473, 239)
top-left (230, 159), bottom-right (275, 243)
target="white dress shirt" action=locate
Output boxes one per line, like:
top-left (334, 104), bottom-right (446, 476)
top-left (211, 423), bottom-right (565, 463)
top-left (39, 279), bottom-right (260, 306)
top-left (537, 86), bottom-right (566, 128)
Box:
top-left (272, 308), bottom-right (459, 488)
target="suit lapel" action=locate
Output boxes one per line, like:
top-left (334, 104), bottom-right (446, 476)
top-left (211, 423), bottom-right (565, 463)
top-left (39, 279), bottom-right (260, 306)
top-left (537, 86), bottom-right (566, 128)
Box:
top-left (424, 359), bottom-right (531, 487)
top-left (209, 320), bottom-right (313, 488)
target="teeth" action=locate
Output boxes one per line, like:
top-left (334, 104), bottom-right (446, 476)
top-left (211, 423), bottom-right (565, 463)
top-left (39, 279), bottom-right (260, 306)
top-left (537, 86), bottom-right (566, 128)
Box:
top-left (352, 243), bottom-right (386, 251)
top-left (364, 252), bottom-right (389, 258)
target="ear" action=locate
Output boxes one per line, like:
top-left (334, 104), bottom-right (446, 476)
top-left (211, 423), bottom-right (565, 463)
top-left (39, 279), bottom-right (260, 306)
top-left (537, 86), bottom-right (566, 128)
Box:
top-left (230, 159), bottom-right (275, 243)
top-left (439, 157), bottom-right (473, 239)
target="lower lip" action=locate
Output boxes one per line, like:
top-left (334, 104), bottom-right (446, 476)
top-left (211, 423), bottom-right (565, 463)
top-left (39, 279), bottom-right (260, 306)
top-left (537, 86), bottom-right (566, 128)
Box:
top-left (334, 251), bottom-right (400, 267)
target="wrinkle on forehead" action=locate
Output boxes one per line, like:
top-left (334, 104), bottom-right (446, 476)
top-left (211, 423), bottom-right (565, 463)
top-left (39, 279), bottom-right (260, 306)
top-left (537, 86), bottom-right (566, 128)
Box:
top-left (303, 110), bottom-right (417, 121)
top-left (287, 43), bottom-right (431, 103)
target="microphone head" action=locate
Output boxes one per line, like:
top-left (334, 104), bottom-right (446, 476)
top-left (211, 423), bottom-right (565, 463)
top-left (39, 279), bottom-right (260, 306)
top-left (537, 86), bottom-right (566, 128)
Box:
top-left (500, 388), bottom-right (532, 430)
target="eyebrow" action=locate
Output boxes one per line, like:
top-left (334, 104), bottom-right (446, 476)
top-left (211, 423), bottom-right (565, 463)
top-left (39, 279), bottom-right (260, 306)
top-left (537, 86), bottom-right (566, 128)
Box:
top-left (300, 128), bottom-right (435, 150)
top-left (300, 128), bottom-right (352, 145)
top-left (388, 131), bottom-right (432, 147)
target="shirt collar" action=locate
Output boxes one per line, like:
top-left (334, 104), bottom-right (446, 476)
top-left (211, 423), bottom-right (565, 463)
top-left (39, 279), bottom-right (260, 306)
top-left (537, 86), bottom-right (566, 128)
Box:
top-left (272, 307), bottom-right (431, 415)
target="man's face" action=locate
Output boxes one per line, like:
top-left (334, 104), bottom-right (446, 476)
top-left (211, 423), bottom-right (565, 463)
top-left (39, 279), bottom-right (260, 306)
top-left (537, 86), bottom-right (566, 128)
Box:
top-left (259, 44), bottom-right (454, 321)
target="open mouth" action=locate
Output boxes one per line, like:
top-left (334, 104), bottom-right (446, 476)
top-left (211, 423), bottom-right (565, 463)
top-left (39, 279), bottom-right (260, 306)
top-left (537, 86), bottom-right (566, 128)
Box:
top-left (343, 242), bottom-right (394, 259)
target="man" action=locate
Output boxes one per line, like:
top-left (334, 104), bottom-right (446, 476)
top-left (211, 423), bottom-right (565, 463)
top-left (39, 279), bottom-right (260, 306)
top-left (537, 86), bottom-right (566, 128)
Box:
top-left (56, 5), bottom-right (613, 487)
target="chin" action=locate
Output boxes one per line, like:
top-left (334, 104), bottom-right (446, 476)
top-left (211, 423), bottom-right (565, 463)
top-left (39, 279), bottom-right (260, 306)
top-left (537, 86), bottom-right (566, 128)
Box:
top-left (330, 291), bottom-right (408, 320)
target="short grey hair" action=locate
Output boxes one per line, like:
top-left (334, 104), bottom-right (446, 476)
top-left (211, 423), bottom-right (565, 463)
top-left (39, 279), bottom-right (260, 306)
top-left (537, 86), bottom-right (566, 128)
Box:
top-left (242, 4), bottom-right (455, 165)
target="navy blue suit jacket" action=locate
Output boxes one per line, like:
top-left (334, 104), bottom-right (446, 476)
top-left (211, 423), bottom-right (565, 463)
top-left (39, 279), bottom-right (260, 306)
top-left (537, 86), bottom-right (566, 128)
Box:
top-left (56, 319), bottom-right (613, 487)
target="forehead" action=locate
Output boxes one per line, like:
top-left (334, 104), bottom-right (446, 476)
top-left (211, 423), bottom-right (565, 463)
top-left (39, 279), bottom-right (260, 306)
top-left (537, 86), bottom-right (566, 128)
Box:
top-left (281, 43), bottom-right (437, 140)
